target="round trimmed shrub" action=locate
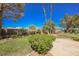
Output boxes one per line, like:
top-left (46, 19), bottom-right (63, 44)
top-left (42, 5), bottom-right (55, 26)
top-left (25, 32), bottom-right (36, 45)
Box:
top-left (29, 34), bottom-right (55, 54)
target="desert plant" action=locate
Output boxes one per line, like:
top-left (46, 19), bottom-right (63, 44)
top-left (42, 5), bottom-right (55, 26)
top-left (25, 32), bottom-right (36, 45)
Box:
top-left (29, 34), bottom-right (55, 54)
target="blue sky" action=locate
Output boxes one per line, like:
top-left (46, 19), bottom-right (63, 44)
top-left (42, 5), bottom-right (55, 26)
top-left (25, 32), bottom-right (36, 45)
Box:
top-left (2, 3), bottom-right (79, 29)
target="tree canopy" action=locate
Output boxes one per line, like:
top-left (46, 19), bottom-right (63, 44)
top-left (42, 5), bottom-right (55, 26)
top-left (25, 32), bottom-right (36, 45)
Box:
top-left (0, 3), bottom-right (24, 28)
top-left (60, 14), bottom-right (79, 33)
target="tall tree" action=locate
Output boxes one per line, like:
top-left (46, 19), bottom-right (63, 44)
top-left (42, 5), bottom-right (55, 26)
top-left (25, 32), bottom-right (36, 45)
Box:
top-left (0, 3), bottom-right (24, 28)
top-left (43, 19), bottom-right (55, 34)
top-left (60, 14), bottom-right (73, 32)
top-left (29, 25), bottom-right (36, 30)
top-left (60, 14), bottom-right (79, 33)
top-left (73, 14), bottom-right (79, 32)
top-left (0, 3), bottom-right (24, 38)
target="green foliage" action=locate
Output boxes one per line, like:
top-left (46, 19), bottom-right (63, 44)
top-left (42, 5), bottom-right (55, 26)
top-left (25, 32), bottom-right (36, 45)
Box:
top-left (43, 19), bottom-right (55, 32)
top-left (71, 35), bottom-right (79, 41)
top-left (60, 14), bottom-right (79, 33)
top-left (36, 29), bottom-right (41, 34)
top-left (29, 25), bottom-right (36, 30)
top-left (29, 34), bottom-right (55, 54)
top-left (43, 24), bottom-right (49, 31)
top-left (57, 33), bottom-right (79, 41)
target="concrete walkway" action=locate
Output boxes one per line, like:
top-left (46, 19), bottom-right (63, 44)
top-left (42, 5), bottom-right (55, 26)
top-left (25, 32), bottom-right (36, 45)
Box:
top-left (49, 38), bottom-right (79, 56)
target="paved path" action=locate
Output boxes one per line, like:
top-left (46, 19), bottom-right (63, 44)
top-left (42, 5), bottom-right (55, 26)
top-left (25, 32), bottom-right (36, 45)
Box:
top-left (49, 38), bottom-right (79, 56)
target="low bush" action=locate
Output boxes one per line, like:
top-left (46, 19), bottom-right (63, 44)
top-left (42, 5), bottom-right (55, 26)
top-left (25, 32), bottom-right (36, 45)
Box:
top-left (36, 29), bottom-right (41, 34)
top-left (71, 36), bottom-right (79, 41)
top-left (57, 33), bottom-right (79, 41)
top-left (29, 34), bottom-right (55, 54)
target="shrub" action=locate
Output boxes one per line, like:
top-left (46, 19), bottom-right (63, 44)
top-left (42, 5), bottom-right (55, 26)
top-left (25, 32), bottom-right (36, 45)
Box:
top-left (29, 34), bottom-right (55, 54)
top-left (57, 33), bottom-right (79, 41)
top-left (72, 36), bottom-right (79, 41)
top-left (36, 29), bottom-right (41, 34)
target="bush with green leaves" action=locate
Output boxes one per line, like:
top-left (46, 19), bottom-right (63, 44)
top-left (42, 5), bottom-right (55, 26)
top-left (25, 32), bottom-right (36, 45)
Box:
top-left (71, 36), bottom-right (79, 41)
top-left (57, 33), bottom-right (79, 41)
top-left (29, 34), bottom-right (55, 54)
top-left (36, 29), bottom-right (41, 34)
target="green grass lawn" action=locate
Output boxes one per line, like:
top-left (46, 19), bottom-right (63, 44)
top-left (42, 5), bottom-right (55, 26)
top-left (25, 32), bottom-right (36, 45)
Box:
top-left (0, 36), bottom-right (32, 56)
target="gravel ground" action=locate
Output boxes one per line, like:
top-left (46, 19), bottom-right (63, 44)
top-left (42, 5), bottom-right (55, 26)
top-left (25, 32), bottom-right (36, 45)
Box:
top-left (49, 38), bottom-right (79, 56)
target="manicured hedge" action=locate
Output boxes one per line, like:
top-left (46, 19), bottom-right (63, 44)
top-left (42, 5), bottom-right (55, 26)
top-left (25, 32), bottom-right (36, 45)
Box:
top-left (29, 34), bottom-right (55, 54)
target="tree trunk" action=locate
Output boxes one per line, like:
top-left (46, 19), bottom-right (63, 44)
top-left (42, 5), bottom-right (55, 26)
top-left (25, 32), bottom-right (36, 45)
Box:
top-left (0, 3), bottom-right (3, 39)
top-left (65, 24), bottom-right (70, 33)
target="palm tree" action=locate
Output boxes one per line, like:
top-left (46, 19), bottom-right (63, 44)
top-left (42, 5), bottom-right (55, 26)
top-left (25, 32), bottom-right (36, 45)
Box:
top-left (43, 19), bottom-right (55, 34)
top-left (48, 19), bottom-right (55, 34)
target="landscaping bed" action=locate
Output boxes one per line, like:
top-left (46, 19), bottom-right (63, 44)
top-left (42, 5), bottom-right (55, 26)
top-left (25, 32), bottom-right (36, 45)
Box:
top-left (28, 34), bottom-right (55, 55)
top-left (0, 34), bottom-right (56, 56)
